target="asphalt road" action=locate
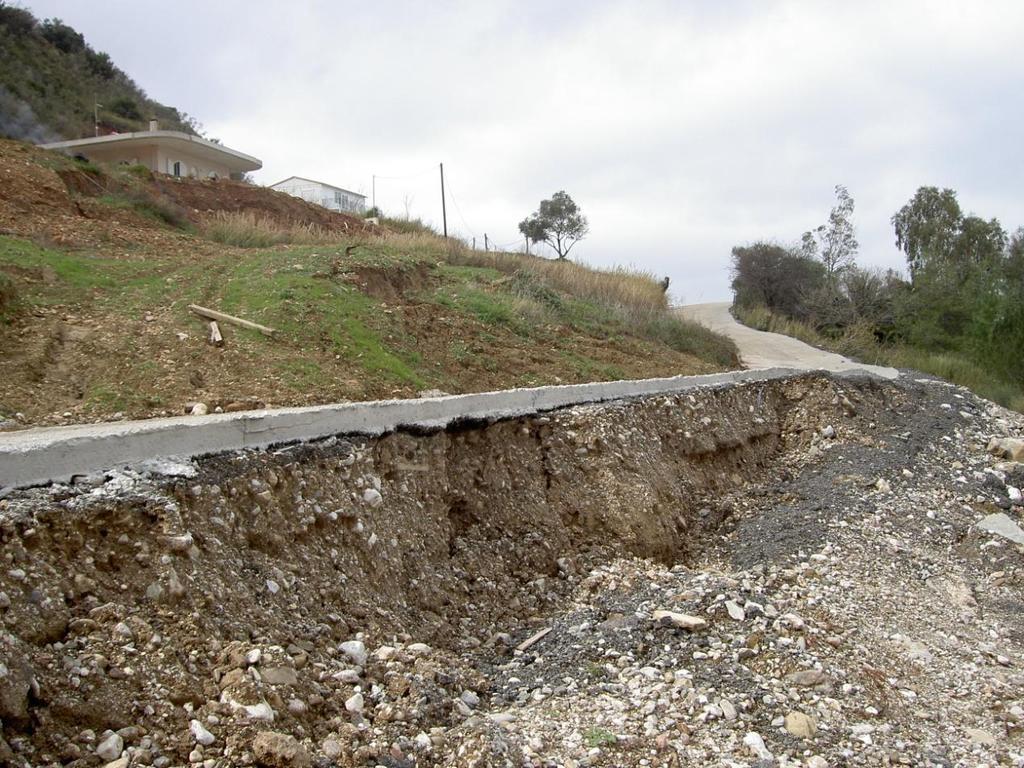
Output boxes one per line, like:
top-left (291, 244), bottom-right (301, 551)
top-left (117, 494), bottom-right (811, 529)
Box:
top-left (678, 302), bottom-right (899, 379)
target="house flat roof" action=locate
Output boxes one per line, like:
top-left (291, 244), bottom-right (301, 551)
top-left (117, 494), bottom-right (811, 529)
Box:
top-left (41, 130), bottom-right (262, 172)
top-left (269, 175), bottom-right (366, 199)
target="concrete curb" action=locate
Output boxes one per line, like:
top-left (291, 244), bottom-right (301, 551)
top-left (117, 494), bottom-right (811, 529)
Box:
top-left (0, 367), bottom-right (879, 490)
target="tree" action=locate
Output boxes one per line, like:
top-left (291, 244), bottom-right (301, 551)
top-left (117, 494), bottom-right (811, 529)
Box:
top-left (952, 215), bottom-right (1007, 270)
top-left (730, 242), bottom-right (825, 319)
top-left (518, 191), bottom-right (588, 259)
top-left (892, 186), bottom-right (1009, 287)
top-left (801, 185), bottom-right (858, 281)
top-left (891, 186), bottom-right (963, 277)
top-left (40, 18), bottom-right (85, 53)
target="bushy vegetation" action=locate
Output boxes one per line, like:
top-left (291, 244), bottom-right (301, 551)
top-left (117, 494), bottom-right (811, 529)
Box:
top-left (0, 3), bottom-right (199, 140)
top-left (731, 185), bottom-right (1024, 410)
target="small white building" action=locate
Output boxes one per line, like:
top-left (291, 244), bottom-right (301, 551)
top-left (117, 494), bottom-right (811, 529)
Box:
top-left (270, 176), bottom-right (366, 214)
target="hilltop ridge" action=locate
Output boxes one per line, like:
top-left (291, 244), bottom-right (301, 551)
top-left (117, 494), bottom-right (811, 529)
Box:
top-left (0, 3), bottom-right (199, 141)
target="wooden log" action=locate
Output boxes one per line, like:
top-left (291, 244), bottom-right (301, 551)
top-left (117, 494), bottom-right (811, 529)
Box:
top-left (515, 626), bottom-right (552, 652)
top-left (208, 321), bottom-right (223, 347)
top-left (188, 304), bottom-right (277, 338)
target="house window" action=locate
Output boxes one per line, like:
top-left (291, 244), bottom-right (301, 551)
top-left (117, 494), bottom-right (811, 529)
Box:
top-left (172, 161), bottom-right (181, 177)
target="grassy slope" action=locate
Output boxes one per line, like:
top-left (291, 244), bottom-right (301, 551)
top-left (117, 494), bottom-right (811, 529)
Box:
top-left (0, 229), bottom-right (737, 425)
top-left (734, 304), bottom-right (1024, 411)
top-left (0, 136), bottom-right (736, 425)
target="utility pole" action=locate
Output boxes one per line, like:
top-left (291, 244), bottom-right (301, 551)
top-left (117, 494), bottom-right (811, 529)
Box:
top-left (439, 163), bottom-right (448, 238)
top-left (371, 175), bottom-right (375, 212)
top-left (472, 237), bottom-right (476, 250)
top-left (484, 233), bottom-right (489, 251)
top-left (94, 96), bottom-right (101, 137)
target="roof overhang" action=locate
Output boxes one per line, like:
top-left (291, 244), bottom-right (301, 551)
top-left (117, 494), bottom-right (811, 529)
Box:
top-left (41, 130), bottom-right (262, 173)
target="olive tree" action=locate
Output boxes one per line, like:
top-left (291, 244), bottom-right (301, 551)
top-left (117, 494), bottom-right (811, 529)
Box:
top-left (518, 191), bottom-right (588, 260)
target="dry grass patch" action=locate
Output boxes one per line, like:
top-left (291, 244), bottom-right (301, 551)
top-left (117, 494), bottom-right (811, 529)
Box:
top-left (447, 247), bottom-right (737, 367)
top-left (446, 248), bottom-right (668, 323)
top-left (204, 211), bottom-right (341, 248)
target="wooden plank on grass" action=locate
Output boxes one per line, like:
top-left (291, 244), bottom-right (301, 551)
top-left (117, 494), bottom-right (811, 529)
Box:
top-left (188, 304), bottom-right (277, 338)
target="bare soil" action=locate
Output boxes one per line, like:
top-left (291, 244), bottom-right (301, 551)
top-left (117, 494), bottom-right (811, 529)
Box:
top-left (4, 372), bottom-right (1020, 767)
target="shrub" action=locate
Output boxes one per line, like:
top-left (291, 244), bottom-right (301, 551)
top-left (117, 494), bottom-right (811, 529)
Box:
top-left (39, 18), bottom-right (84, 53)
top-left (0, 3), bottom-right (36, 35)
top-left (731, 242), bottom-right (825, 319)
top-left (108, 96), bottom-right (142, 121)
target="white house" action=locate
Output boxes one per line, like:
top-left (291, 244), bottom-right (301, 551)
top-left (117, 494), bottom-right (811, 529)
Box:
top-left (270, 176), bottom-right (366, 214)
top-left (41, 121), bottom-right (261, 180)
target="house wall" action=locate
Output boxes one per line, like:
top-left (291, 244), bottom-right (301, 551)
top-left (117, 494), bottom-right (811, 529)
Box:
top-left (152, 147), bottom-right (233, 180)
top-left (271, 179), bottom-right (366, 214)
top-left (71, 143), bottom-right (233, 179)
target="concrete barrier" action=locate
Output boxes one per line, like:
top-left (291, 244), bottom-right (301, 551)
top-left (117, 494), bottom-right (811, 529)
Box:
top-left (0, 367), bottom-right (875, 490)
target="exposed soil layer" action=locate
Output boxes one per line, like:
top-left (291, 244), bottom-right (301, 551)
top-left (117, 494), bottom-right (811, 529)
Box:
top-left (2, 369), bottom-right (1023, 768)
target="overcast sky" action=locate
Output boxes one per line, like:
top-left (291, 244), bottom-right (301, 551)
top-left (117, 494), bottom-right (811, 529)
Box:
top-left (24, 0), bottom-right (1024, 301)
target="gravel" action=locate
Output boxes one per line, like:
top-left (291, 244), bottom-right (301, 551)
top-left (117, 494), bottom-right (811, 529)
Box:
top-left (0, 372), bottom-right (1021, 766)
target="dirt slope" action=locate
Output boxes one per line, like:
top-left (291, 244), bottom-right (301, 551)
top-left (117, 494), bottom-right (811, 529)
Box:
top-left (0, 373), bottom-right (1021, 766)
top-left (0, 139), bottom-right (373, 248)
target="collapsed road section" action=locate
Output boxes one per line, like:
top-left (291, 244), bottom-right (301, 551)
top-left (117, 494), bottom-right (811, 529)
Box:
top-left (0, 369), bottom-right (803, 491)
top-left (0, 371), bottom-right (1023, 767)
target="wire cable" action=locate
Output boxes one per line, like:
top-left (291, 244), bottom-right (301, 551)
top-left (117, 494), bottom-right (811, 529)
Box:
top-left (442, 176), bottom-right (478, 238)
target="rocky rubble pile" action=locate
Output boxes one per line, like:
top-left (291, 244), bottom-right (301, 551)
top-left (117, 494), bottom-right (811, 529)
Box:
top-left (0, 373), bottom-right (1022, 766)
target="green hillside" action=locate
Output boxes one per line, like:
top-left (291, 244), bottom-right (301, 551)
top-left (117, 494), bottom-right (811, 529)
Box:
top-left (0, 2), bottom-right (199, 141)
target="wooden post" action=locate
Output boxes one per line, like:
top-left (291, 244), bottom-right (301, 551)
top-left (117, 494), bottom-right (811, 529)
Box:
top-left (439, 163), bottom-right (448, 238)
top-left (208, 321), bottom-right (223, 346)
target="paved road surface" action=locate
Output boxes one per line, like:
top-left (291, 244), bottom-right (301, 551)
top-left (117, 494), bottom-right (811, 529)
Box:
top-left (678, 302), bottom-right (899, 379)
